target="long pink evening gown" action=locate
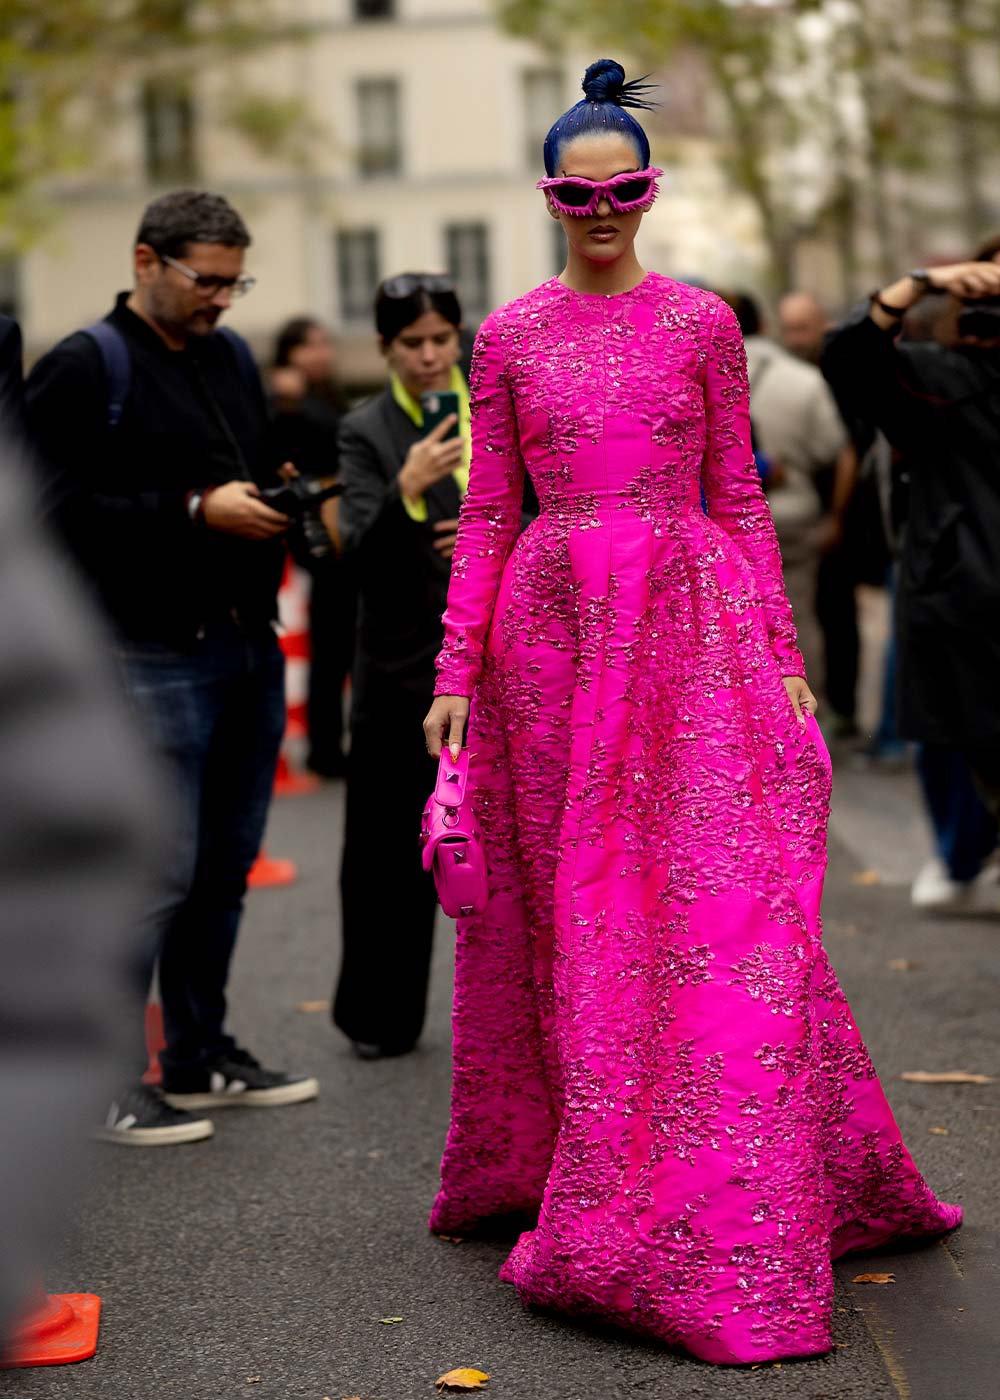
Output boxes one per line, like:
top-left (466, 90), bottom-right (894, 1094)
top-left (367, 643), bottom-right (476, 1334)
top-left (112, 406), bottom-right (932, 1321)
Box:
top-left (428, 272), bottom-right (960, 1365)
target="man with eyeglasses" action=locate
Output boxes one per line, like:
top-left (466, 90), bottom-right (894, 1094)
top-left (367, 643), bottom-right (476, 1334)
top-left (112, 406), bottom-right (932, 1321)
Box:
top-left (25, 188), bottom-right (319, 1147)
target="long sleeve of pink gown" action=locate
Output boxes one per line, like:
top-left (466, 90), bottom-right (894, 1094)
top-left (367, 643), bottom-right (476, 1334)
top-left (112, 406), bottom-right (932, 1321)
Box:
top-left (435, 317), bottom-right (525, 697)
top-left (701, 299), bottom-right (805, 679)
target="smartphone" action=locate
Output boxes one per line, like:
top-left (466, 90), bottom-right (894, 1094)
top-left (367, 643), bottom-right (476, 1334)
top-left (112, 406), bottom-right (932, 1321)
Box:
top-left (421, 389), bottom-right (461, 440)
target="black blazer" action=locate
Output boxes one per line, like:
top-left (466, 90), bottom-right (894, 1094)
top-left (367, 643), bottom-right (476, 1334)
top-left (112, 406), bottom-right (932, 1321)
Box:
top-left (339, 387), bottom-right (462, 713)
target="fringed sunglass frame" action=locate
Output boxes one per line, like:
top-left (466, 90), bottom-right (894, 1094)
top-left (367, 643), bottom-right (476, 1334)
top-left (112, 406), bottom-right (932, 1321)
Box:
top-left (536, 167), bottom-right (664, 217)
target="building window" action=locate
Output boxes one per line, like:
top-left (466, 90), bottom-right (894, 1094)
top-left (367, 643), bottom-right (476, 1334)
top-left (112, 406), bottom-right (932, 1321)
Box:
top-left (142, 81), bottom-right (196, 183)
top-left (336, 229), bottom-right (380, 325)
top-left (354, 0), bottom-right (394, 17)
top-left (446, 223), bottom-right (491, 324)
top-left (522, 69), bottom-right (563, 169)
top-left (356, 78), bottom-right (401, 177)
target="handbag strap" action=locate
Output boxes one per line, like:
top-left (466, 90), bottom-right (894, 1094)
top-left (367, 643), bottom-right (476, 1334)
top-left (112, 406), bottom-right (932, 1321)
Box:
top-left (434, 748), bottom-right (469, 807)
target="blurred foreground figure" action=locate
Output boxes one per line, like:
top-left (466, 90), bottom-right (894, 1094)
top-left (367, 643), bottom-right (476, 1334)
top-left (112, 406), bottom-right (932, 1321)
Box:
top-left (824, 240), bottom-right (1000, 908)
top-left (26, 190), bottom-right (318, 1147)
top-left (0, 440), bottom-right (158, 1344)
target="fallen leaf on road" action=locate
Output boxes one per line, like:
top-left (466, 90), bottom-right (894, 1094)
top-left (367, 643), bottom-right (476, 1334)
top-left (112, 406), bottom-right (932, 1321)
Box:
top-left (900, 1071), bottom-right (993, 1085)
top-left (887, 957), bottom-right (920, 971)
top-left (929, 1126), bottom-right (950, 1135)
top-left (852, 1272), bottom-right (895, 1284)
top-left (436, 1369), bottom-right (490, 1392)
top-left (379, 1317), bottom-right (404, 1325)
top-left (245, 1380), bottom-right (262, 1385)
top-left (439, 1235), bottom-right (465, 1244)
top-left (852, 869), bottom-right (880, 886)
top-left (295, 1000), bottom-right (329, 1013)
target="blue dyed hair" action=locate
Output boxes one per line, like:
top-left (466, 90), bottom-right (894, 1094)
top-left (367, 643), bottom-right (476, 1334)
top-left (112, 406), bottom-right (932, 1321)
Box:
top-left (543, 60), bottom-right (656, 178)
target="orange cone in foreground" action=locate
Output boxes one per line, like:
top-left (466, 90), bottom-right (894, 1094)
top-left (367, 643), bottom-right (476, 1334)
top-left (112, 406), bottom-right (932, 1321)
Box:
top-left (247, 849), bottom-right (297, 889)
top-left (1, 1292), bottom-right (101, 1368)
top-left (272, 750), bottom-right (320, 798)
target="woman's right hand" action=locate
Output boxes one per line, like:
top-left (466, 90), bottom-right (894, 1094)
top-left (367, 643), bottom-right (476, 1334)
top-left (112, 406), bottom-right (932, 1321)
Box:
top-left (398, 416), bottom-right (463, 502)
top-left (424, 694), bottom-right (470, 761)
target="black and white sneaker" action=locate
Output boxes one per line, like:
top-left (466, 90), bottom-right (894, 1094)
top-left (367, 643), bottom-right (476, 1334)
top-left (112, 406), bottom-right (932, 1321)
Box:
top-left (93, 1084), bottom-right (214, 1147)
top-left (161, 1048), bottom-right (319, 1110)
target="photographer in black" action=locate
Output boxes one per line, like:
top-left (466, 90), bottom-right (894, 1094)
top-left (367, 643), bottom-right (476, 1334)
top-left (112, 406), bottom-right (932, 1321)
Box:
top-left (25, 189), bottom-right (318, 1146)
top-left (824, 239), bottom-right (1000, 853)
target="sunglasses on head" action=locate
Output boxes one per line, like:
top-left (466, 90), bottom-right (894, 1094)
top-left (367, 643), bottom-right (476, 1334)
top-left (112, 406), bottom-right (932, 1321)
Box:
top-left (536, 167), bottom-right (663, 217)
top-left (381, 273), bottom-right (457, 299)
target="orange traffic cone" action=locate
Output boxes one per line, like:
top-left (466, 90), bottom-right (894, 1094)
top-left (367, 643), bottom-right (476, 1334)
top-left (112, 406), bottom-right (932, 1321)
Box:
top-left (272, 750), bottom-right (320, 798)
top-left (142, 1001), bottom-right (166, 1086)
top-left (247, 849), bottom-right (297, 889)
top-left (1, 1290), bottom-right (101, 1368)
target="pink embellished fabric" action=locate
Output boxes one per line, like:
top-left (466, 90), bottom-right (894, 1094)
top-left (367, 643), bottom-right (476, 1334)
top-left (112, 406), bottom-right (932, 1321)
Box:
top-left (429, 273), bottom-right (960, 1365)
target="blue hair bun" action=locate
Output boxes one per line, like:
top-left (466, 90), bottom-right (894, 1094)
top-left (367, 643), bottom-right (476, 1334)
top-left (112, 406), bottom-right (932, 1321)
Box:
top-left (581, 58), bottom-right (657, 111)
top-left (582, 59), bottom-right (626, 104)
top-left (542, 60), bottom-right (657, 176)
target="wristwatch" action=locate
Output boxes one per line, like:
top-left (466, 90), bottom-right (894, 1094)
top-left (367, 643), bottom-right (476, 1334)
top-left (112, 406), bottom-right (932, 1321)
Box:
top-left (908, 268), bottom-right (935, 293)
top-left (186, 490), bottom-right (205, 523)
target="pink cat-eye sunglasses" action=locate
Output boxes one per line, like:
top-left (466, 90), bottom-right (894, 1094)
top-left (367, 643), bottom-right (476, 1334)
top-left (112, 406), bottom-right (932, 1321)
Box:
top-left (536, 167), bottom-right (663, 217)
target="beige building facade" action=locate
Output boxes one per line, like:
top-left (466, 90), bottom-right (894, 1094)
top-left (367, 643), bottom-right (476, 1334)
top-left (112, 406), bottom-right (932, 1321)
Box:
top-left (16, 0), bottom-right (770, 381)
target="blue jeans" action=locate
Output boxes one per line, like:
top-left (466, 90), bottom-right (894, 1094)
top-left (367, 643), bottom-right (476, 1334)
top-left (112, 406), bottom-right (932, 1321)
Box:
top-left (118, 619), bottom-right (285, 1077)
top-left (916, 743), bottom-right (997, 884)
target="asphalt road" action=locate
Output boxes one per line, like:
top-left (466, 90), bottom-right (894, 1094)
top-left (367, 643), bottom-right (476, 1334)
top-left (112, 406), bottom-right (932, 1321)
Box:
top-left (7, 755), bottom-right (999, 1400)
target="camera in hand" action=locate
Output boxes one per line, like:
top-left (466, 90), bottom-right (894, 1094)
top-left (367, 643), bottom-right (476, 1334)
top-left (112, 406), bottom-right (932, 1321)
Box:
top-left (957, 296), bottom-right (1000, 342)
top-left (259, 476), bottom-right (343, 560)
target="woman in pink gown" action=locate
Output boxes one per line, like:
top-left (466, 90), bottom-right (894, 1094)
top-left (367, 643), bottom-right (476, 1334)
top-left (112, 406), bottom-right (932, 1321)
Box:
top-left (422, 60), bottom-right (960, 1366)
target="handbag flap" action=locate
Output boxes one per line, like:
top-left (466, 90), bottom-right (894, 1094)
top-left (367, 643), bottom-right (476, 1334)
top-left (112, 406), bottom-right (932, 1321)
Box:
top-left (434, 748), bottom-right (469, 807)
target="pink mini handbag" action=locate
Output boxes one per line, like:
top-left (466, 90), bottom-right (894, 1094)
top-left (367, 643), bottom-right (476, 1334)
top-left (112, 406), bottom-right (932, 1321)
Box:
top-left (420, 748), bottom-right (489, 918)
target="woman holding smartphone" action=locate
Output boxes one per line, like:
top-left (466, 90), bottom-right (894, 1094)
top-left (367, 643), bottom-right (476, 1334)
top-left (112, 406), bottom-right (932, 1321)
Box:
top-left (334, 274), bottom-right (467, 1059)
top-left (422, 61), bottom-right (959, 1364)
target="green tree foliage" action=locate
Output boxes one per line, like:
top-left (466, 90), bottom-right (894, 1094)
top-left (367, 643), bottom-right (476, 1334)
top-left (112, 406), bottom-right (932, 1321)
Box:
top-left (0, 1), bottom-right (311, 244)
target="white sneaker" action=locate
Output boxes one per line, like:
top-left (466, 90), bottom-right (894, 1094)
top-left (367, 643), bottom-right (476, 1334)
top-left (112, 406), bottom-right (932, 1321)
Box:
top-left (911, 857), bottom-right (1000, 914)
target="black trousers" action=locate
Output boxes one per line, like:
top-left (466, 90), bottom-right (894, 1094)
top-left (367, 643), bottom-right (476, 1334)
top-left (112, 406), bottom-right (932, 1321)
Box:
top-left (307, 556), bottom-right (357, 774)
top-left (334, 688), bottom-right (439, 1048)
top-left (815, 539), bottom-right (860, 720)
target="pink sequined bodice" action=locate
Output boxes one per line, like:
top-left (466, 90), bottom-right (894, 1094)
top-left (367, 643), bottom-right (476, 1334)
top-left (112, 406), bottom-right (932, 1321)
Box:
top-left (429, 272), bottom-right (960, 1366)
top-left (436, 273), bottom-right (801, 697)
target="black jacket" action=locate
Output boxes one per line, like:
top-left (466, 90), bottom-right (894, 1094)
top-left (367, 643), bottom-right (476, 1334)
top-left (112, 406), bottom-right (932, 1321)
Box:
top-left (339, 387), bottom-right (460, 713)
top-left (0, 316), bottom-right (25, 445)
top-left (25, 295), bottom-right (284, 646)
top-left (823, 303), bottom-right (1000, 745)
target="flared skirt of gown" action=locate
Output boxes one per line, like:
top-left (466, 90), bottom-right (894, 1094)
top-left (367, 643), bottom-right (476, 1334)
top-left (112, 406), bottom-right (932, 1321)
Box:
top-left (429, 504), bottom-right (960, 1366)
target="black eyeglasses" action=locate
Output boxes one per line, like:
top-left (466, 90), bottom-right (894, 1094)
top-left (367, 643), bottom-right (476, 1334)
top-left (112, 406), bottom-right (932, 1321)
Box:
top-left (380, 273), bottom-right (456, 299)
top-left (160, 253), bottom-right (257, 299)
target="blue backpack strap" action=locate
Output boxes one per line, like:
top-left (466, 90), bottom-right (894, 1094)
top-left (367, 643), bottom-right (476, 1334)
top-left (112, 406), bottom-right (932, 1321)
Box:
top-left (217, 325), bottom-right (260, 393)
top-left (82, 321), bottom-right (131, 429)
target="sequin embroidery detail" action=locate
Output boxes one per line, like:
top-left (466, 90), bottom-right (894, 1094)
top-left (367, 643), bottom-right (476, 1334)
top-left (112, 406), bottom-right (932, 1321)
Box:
top-left (429, 273), bottom-right (961, 1366)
